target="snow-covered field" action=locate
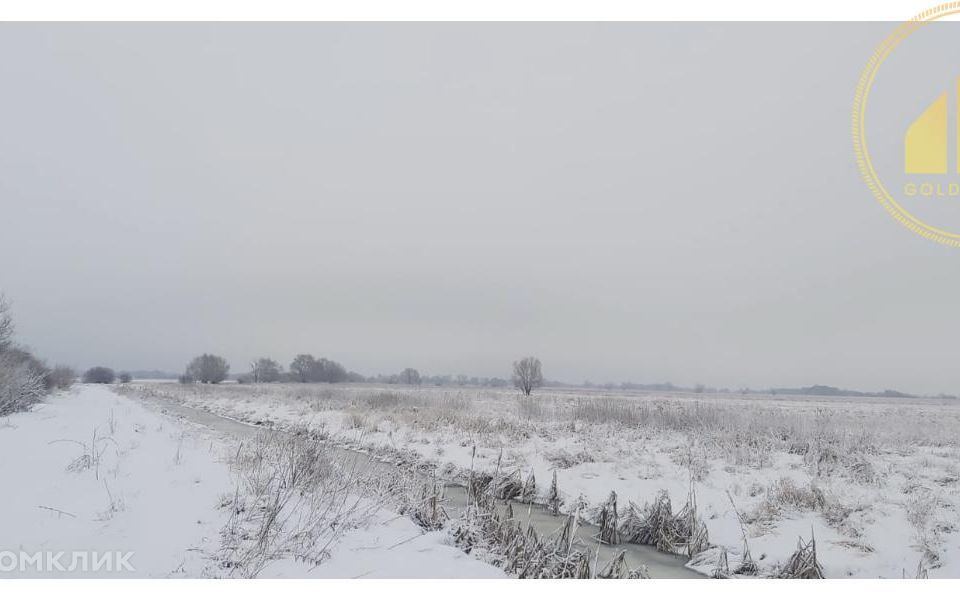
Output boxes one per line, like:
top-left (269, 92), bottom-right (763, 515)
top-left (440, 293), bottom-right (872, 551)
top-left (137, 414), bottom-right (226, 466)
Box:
top-left (131, 382), bottom-right (960, 579)
top-left (0, 385), bottom-right (502, 578)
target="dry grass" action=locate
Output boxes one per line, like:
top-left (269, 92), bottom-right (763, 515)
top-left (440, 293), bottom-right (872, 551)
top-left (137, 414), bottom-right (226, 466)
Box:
top-left (618, 488), bottom-right (710, 557)
top-left (132, 381), bottom-right (960, 577)
top-left (750, 478), bottom-right (829, 524)
top-left (217, 432), bottom-right (380, 577)
top-left (138, 383), bottom-right (960, 458)
top-left (779, 533), bottom-right (824, 579)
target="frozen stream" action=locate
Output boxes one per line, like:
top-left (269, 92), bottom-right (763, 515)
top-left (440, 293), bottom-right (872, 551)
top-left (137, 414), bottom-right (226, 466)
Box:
top-left (138, 392), bottom-right (704, 579)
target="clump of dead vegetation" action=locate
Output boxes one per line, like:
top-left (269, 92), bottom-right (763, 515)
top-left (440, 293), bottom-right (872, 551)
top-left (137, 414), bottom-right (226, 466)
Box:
top-left (453, 502), bottom-right (593, 578)
top-left (543, 448), bottom-right (595, 469)
top-left (217, 432), bottom-right (380, 577)
top-left (778, 532), bottom-right (824, 579)
top-left (594, 491), bottom-right (620, 545)
top-left (51, 429), bottom-right (121, 480)
top-left (597, 550), bottom-right (651, 579)
top-left (454, 464), bottom-right (713, 577)
top-left (396, 479), bottom-right (449, 531)
top-left (904, 487), bottom-right (944, 569)
top-left (449, 463), bottom-right (659, 579)
top-left (618, 488), bottom-right (710, 557)
top-left (751, 477), bottom-right (828, 523)
top-left (452, 474), bottom-right (616, 579)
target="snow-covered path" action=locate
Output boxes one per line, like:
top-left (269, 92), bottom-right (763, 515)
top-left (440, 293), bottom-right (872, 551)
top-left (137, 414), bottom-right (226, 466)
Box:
top-left (0, 386), bottom-right (502, 578)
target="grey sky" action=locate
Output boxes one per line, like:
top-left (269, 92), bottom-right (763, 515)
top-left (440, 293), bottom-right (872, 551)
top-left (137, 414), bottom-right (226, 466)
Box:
top-left (2, 22), bottom-right (958, 393)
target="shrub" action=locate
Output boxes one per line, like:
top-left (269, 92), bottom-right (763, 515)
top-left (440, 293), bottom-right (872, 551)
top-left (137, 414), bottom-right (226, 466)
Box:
top-left (0, 296), bottom-right (52, 414)
top-left (46, 365), bottom-right (76, 390)
top-left (83, 366), bottom-right (116, 384)
top-left (0, 349), bottom-right (47, 416)
top-left (118, 372), bottom-right (132, 384)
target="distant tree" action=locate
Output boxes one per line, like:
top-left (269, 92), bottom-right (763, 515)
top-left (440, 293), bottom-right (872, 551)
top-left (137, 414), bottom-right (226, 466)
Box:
top-left (314, 357), bottom-right (347, 383)
top-left (185, 354), bottom-right (229, 384)
top-left (399, 368), bottom-right (421, 385)
top-left (83, 366), bottom-right (116, 384)
top-left (290, 354), bottom-right (317, 383)
top-left (46, 365), bottom-right (76, 390)
top-left (289, 354), bottom-right (349, 383)
top-left (250, 357), bottom-right (282, 383)
top-left (512, 357), bottom-right (543, 396)
top-left (118, 372), bottom-right (132, 384)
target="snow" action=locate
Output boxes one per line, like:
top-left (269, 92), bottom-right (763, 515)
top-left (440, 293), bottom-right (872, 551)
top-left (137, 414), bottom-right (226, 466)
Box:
top-left (131, 383), bottom-right (960, 579)
top-left (0, 386), bottom-right (230, 577)
top-left (0, 386), bottom-right (503, 578)
top-left (261, 511), bottom-right (504, 579)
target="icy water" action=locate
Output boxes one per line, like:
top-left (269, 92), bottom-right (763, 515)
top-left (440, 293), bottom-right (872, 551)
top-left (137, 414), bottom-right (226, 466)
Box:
top-left (144, 394), bottom-right (703, 579)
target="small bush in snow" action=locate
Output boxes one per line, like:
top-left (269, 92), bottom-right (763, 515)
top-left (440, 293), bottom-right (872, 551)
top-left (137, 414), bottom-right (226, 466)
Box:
top-left (0, 350), bottom-right (47, 416)
top-left (0, 295), bottom-right (52, 415)
top-left (46, 365), bottom-right (76, 390)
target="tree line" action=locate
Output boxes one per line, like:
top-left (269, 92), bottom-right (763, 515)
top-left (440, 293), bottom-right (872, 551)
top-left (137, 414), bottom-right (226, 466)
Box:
top-left (2, 286), bottom-right (546, 414)
top-left (175, 353), bottom-right (545, 395)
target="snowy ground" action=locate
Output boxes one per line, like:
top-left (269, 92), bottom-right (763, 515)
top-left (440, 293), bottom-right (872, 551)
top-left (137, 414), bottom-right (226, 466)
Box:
top-left (131, 382), bottom-right (960, 579)
top-left (0, 385), bottom-right (502, 578)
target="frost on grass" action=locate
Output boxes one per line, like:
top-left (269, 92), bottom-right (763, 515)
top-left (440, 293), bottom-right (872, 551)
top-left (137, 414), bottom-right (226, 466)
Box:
top-left (217, 432), bottom-right (381, 577)
top-left (132, 382), bottom-right (960, 578)
top-left (618, 489), bottom-right (710, 557)
top-left (450, 475), bottom-right (596, 579)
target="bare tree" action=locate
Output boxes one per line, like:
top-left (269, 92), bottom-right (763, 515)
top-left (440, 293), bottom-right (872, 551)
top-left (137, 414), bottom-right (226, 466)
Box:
top-left (250, 357), bottom-right (282, 383)
top-left (512, 356), bottom-right (543, 396)
top-left (399, 368), bottom-right (421, 385)
top-left (185, 354), bottom-right (230, 384)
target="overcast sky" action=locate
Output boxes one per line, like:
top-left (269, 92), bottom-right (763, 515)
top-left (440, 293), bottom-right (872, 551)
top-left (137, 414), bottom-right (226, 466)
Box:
top-left (2, 22), bottom-right (959, 393)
